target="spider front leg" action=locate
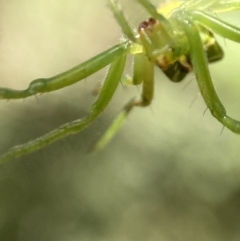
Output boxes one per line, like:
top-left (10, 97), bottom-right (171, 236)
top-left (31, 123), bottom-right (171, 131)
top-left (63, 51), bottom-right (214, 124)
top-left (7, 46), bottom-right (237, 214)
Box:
top-left (0, 51), bottom-right (128, 163)
top-left (182, 18), bottom-right (240, 134)
top-left (0, 41), bottom-right (129, 99)
top-left (94, 53), bottom-right (154, 150)
top-left (93, 0), bottom-right (155, 150)
top-left (190, 11), bottom-right (240, 42)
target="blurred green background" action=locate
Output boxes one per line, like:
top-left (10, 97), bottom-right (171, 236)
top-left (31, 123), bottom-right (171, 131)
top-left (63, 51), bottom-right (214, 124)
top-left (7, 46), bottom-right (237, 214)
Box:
top-left (1, 0), bottom-right (240, 240)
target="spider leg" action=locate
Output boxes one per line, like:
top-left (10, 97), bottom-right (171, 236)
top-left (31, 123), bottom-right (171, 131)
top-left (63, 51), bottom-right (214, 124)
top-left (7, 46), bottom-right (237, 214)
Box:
top-left (93, 53), bottom-right (154, 150)
top-left (0, 41), bottom-right (130, 99)
top-left (190, 11), bottom-right (240, 42)
top-left (108, 0), bottom-right (137, 42)
top-left (211, 2), bottom-right (240, 13)
top-left (0, 53), bottom-right (127, 163)
top-left (184, 0), bottom-right (219, 11)
top-left (182, 19), bottom-right (240, 134)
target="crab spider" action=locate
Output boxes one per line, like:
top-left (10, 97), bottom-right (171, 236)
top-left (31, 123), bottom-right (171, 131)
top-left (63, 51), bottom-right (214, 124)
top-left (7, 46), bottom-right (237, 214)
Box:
top-left (0, 0), bottom-right (240, 163)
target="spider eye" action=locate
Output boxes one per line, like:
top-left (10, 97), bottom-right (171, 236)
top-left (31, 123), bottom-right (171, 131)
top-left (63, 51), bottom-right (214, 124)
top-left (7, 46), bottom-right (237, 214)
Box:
top-left (138, 17), bottom-right (157, 31)
top-left (138, 20), bottom-right (150, 31)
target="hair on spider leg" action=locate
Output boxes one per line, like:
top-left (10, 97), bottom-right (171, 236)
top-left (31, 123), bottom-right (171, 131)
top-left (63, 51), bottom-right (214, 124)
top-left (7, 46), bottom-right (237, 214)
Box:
top-left (147, 103), bottom-right (155, 116)
top-left (203, 107), bottom-right (209, 116)
top-left (34, 94), bottom-right (40, 104)
top-left (181, 74), bottom-right (195, 91)
top-left (180, 72), bottom-right (200, 108)
top-left (91, 81), bottom-right (103, 96)
top-left (21, 97), bottom-right (27, 104)
top-left (119, 75), bottom-right (130, 89)
top-left (220, 125), bottom-right (225, 135)
top-left (189, 92), bottom-right (201, 109)
top-left (91, 62), bottom-right (114, 96)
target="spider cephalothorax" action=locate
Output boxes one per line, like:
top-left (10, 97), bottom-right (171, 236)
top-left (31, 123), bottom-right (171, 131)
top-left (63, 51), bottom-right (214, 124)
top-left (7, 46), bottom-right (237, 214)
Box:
top-left (0, 0), bottom-right (240, 163)
top-left (138, 16), bottom-right (224, 82)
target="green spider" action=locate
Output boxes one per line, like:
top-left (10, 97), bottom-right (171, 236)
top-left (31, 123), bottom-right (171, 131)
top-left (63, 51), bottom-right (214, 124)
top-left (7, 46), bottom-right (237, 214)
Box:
top-left (0, 0), bottom-right (240, 163)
